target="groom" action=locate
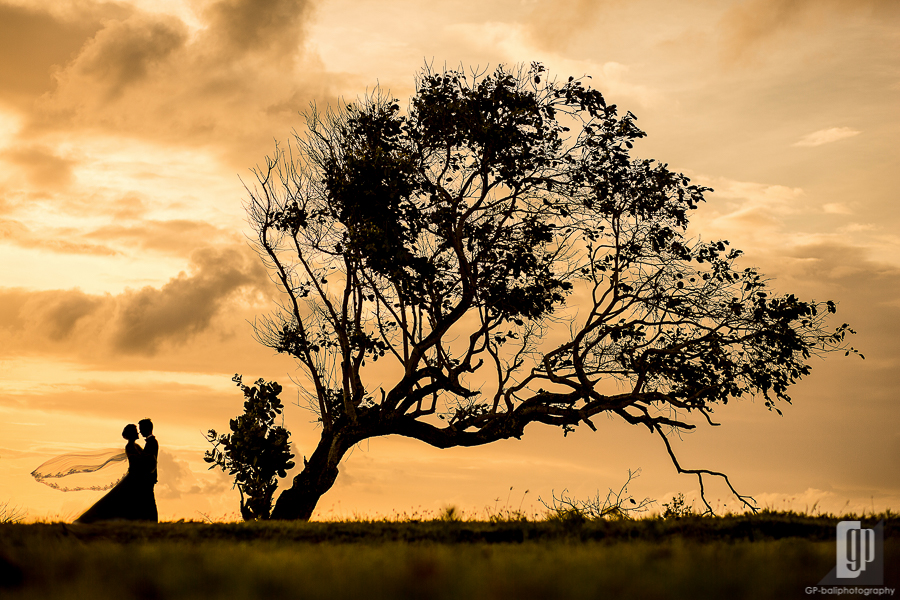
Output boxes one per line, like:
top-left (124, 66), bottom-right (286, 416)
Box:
top-left (138, 418), bottom-right (159, 522)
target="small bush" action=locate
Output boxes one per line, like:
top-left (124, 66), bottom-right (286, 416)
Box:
top-left (541, 469), bottom-right (655, 522)
top-left (662, 493), bottom-right (695, 519)
top-left (205, 375), bottom-right (295, 521)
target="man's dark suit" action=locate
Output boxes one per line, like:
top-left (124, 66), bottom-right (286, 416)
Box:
top-left (143, 435), bottom-right (159, 521)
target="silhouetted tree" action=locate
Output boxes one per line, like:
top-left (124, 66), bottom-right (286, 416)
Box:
top-left (205, 375), bottom-right (295, 520)
top-left (245, 63), bottom-right (858, 520)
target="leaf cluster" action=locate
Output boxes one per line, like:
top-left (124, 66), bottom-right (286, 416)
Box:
top-left (205, 375), bottom-right (295, 520)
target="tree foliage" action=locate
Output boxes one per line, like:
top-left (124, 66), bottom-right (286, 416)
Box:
top-left (205, 375), bottom-right (295, 520)
top-left (244, 63), bottom-right (857, 519)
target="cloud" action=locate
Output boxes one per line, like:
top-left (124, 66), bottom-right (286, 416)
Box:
top-left (683, 174), bottom-right (900, 288)
top-left (838, 223), bottom-right (876, 234)
top-left (112, 246), bottom-right (265, 354)
top-left (70, 12), bottom-right (188, 101)
top-left (793, 127), bottom-right (861, 147)
top-left (109, 195), bottom-right (149, 220)
top-left (23, 0), bottom-right (333, 166)
top-left (0, 373), bottom-right (246, 422)
top-left (440, 22), bottom-right (661, 108)
top-left (0, 2), bottom-right (118, 106)
top-left (36, 291), bottom-right (104, 341)
top-left (719, 0), bottom-right (900, 61)
top-left (719, 0), bottom-right (808, 60)
top-left (157, 449), bottom-right (218, 500)
top-left (0, 214), bottom-right (237, 258)
top-left (591, 62), bottom-right (661, 108)
top-left (823, 203), bottom-right (853, 215)
top-left (524, 0), bottom-right (609, 52)
top-left (691, 176), bottom-right (805, 239)
top-left (0, 145), bottom-right (76, 188)
top-left (85, 219), bottom-right (238, 255)
top-left (0, 218), bottom-right (118, 256)
top-left (0, 244), bottom-right (268, 357)
top-left (0, 286), bottom-right (108, 344)
top-left (203, 0), bottom-right (314, 58)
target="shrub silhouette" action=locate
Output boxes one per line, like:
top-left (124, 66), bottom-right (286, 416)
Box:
top-left (205, 375), bottom-right (295, 520)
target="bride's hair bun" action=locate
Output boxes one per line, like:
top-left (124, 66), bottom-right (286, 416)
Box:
top-left (122, 424), bottom-right (138, 441)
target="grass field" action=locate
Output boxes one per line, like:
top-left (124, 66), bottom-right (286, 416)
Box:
top-left (1, 513), bottom-right (896, 600)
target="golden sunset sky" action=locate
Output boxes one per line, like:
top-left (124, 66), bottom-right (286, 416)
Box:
top-left (1, 0), bottom-right (898, 521)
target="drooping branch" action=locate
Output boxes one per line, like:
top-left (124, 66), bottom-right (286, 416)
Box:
top-left (652, 422), bottom-right (757, 514)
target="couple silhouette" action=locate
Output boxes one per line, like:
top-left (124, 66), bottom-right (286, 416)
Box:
top-left (74, 419), bottom-right (159, 524)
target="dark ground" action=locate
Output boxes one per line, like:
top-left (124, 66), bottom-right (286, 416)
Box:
top-left (1, 512), bottom-right (896, 600)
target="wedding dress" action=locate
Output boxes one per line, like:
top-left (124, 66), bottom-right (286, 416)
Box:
top-left (32, 441), bottom-right (151, 523)
top-left (72, 440), bottom-right (148, 523)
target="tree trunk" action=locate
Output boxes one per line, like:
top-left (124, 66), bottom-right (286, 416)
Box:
top-left (270, 430), bottom-right (349, 520)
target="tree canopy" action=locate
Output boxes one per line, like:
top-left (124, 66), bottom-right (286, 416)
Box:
top-left (243, 63), bottom-right (857, 520)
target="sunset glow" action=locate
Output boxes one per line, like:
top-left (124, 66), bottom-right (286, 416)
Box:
top-left (1, 0), bottom-right (898, 521)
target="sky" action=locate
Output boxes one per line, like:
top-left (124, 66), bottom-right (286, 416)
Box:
top-left (1, 0), bottom-right (898, 522)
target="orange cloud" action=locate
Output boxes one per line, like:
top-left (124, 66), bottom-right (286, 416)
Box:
top-left (0, 145), bottom-right (76, 188)
top-left (0, 216), bottom-right (237, 258)
top-left (108, 195), bottom-right (149, 220)
top-left (84, 219), bottom-right (238, 255)
top-left (793, 127), bottom-right (861, 147)
top-left (0, 218), bottom-right (117, 256)
top-left (0, 244), bottom-right (268, 358)
top-left (525, 0), bottom-right (609, 52)
top-left (720, 0), bottom-right (900, 62)
top-left (70, 13), bottom-right (189, 101)
top-left (203, 0), bottom-right (314, 58)
top-left (0, 2), bottom-right (116, 107)
top-left (112, 246), bottom-right (265, 354)
top-left (20, 0), bottom-right (336, 167)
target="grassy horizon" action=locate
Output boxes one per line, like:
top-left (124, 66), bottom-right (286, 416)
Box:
top-left (1, 512), bottom-right (896, 599)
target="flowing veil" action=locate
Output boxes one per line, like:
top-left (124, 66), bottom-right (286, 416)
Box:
top-left (31, 449), bottom-right (127, 492)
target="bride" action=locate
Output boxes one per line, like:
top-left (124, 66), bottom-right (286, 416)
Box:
top-left (72, 424), bottom-right (152, 524)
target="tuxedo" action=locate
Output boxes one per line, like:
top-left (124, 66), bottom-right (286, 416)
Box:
top-left (141, 434), bottom-right (159, 521)
top-left (143, 435), bottom-right (159, 484)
